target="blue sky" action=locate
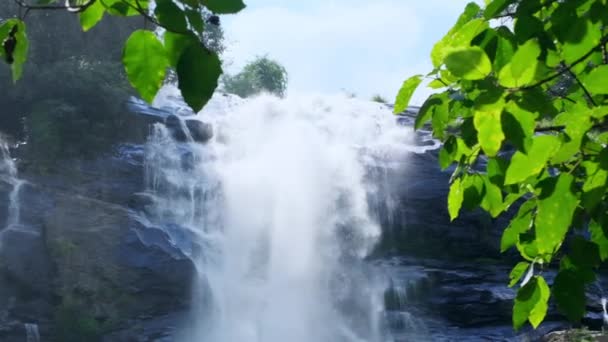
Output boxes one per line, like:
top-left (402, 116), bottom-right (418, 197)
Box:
top-left (223, 0), bottom-right (477, 104)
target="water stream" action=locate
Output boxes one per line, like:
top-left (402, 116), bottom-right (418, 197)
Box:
top-left (141, 88), bottom-right (423, 341)
top-left (0, 138), bottom-right (24, 236)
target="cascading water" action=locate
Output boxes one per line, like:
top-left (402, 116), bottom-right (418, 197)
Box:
top-left (0, 138), bottom-right (24, 235)
top-left (142, 87), bottom-right (424, 342)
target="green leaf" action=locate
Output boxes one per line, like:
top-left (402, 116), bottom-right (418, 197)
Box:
top-left (186, 9), bottom-right (205, 34)
top-left (498, 40), bottom-right (541, 88)
top-left (462, 174), bottom-right (485, 210)
top-left (552, 107), bottom-right (593, 163)
top-left (444, 46), bottom-right (492, 80)
top-left (487, 157), bottom-right (509, 186)
top-left (501, 200), bottom-right (535, 252)
top-left (474, 108), bottom-right (504, 157)
top-left (581, 160), bottom-right (607, 210)
top-left (0, 20), bottom-right (28, 82)
top-left (79, 0), bottom-right (105, 32)
top-left (201, 0), bottom-right (246, 14)
top-left (177, 44), bottom-right (222, 112)
top-left (430, 95), bottom-right (450, 139)
top-left (123, 30), bottom-right (169, 103)
top-left (484, 0), bottom-right (516, 19)
top-left (102, 0), bottom-right (148, 16)
top-left (430, 3), bottom-right (482, 67)
top-left (553, 270), bottom-right (586, 322)
top-left (561, 18), bottom-right (602, 64)
top-left (164, 32), bottom-right (198, 67)
top-left (428, 79), bottom-right (447, 89)
top-left (393, 75), bottom-right (422, 114)
top-left (584, 65), bottom-right (608, 95)
top-left (448, 177), bottom-right (464, 221)
top-left (481, 176), bottom-right (504, 217)
top-left (513, 276), bottom-right (550, 330)
top-left (535, 174), bottom-right (578, 255)
top-left (155, 0), bottom-right (188, 32)
top-left (439, 137), bottom-right (472, 170)
top-left (494, 33), bottom-right (516, 72)
top-left (509, 262), bottom-right (530, 287)
top-left (414, 94), bottom-right (445, 130)
top-left (570, 237), bottom-right (600, 269)
top-left (504, 135), bottom-right (561, 185)
top-left (590, 220), bottom-right (608, 261)
top-left (501, 105), bottom-right (535, 153)
top-left (511, 40), bottom-right (541, 79)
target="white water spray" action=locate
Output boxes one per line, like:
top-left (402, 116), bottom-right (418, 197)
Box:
top-left (144, 88), bottom-right (417, 342)
top-left (0, 139), bottom-right (24, 233)
top-left (24, 323), bottom-right (40, 342)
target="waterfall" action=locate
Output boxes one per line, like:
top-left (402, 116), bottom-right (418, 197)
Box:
top-left (143, 87), bottom-right (419, 342)
top-left (24, 323), bottom-right (40, 342)
top-left (0, 139), bottom-right (24, 233)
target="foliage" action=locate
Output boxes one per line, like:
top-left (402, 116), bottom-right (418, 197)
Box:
top-left (0, 0), bottom-right (244, 113)
top-left (396, 0), bottom-right (608, 331)
top-left (371, 94), bottom-right (388, 104)
top-left (222, 56), bottom-right (288, 98)
top-left (0, 4), bottom-right (137, 162)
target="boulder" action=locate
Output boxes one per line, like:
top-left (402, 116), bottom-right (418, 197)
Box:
top-left (164, 115), bottom-right (214, 144)
top-left (165, 114), bottom-right (188, 142)
top-left (128, 192), bottom-right (156, 215)
top-left (185, 119), bottom-right (213, 143)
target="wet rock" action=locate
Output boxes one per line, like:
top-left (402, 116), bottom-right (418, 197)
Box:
top-left (165, 114), bottom-right (188, 142)
top-left (44, 194), bottom-right (196, 326)
top-left (185, 119), bottom-right (213, 143)
top-left (542, 329), bottom-right (608, 342)
top-left (128, 192), bottom-right (155, 215)
top-left (102, 311), bottom-right (187, 342)
top-left (0, 226), bottom-right (52, 295)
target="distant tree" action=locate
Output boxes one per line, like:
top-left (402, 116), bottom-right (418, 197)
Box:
top-left (371, 94), bottom-right (387, 104)
top-left (222, 56), bottom-right (288, 98)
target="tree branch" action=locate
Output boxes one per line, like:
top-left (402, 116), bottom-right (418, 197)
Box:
top-left (13, 0), bottom-right (96, 12)
top-left (566, 65), bottom-right (597, 107)
top-left (515, 35), bottom-right (608, 92)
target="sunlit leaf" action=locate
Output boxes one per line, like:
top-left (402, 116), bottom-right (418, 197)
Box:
top-left (79, 0), bottom-right (105, 31)
top-left (123, 30), bottom-right (169, 103)
top-left (504, 135), bottom-right (561, 185)
top-left (501, 200), bottom-right (534, 252)
top-left (0, 19), bottom-right (28, 82)
top-left (584, 65), bottom-right (608, 95)
top-left (474, 108), bottom-right (504, 156)
top-left (509, 262), bottom-right (530, 287)
top-left (513, 276), bottom-right (550, 330)
top-left (445, 46), bottom-right (492, 80)
top-left (534, 174), bottom-right (578, 256)
top-left (394, 75), bottom-right (422, 114)
top-left (448, 177), bottom-right (464, 221)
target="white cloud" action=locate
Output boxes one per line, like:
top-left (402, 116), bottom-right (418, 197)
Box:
top-left (223, 0), bottom-right (474, 104)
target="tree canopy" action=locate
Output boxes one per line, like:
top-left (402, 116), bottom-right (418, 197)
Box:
top-left (222, 56), bottom-right (288, 98)
top-left (396, 0), bottom-right (608, 330)
top-left (0, 0), bottom-right (243, 113)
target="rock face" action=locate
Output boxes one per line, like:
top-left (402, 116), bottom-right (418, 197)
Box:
top-left (164, 115), bottom-right (213, 143)
top-left (185, 119), bottom-right (213, 143)
top-left (0, 117), bottom-right (197, 341)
